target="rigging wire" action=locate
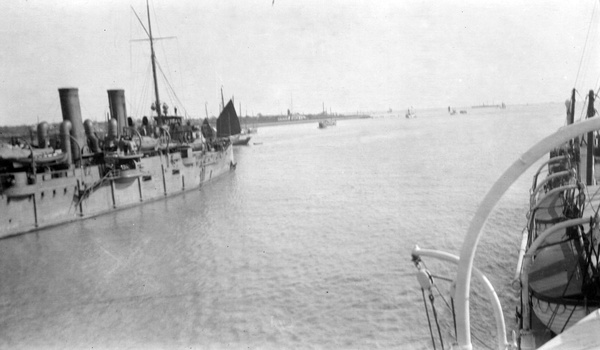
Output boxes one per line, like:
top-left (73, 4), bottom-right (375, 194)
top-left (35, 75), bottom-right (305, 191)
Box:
top-left (156, 60), bottom-right (189, 117)
top-left (577, 94), bottom-right (589, 122)
top-left (139, 62), bottom-right (153, 120)
top-left (421, 288), bottom-right (437, 350)
top-left (429, 293), bottom-right (445, 350)
top-left (574, 0), bottom-right (598, 89)
top-left (414, 260), bottom-right (495, 350)
top-left (585, 185), bottom-right (600, 215)
top-left (150, 0), bottom-right (188, 119)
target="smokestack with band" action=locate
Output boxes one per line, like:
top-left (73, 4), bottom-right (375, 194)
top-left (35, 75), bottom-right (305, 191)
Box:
top-left (37, 122), bottom-right (49, 148)
top-left (84, 119), bottom-right (101, 154)
top-left (60, 120), bottom-right (72, 166)
top-left (107, 89), bottom-right (127, 137)
top-left (107, 118), bottom-right (118, 140)
top-left (58, 88), bottom-right (85, 163)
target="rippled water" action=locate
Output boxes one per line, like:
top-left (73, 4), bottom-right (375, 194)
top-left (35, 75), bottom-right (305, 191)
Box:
top-left (0, 104), bottom-right (566, 349)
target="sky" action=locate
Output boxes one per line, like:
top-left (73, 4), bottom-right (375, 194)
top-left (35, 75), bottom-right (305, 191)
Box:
top-left (1, 0), bottom-right (600, 125)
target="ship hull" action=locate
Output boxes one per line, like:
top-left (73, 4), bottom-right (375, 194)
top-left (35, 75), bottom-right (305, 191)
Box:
top-left (0, 145), bottom-right (234, 239)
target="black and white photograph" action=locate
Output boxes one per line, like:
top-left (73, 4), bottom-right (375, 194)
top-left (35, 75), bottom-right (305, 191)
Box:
top-left (1, 1), bottom-right (600, 349)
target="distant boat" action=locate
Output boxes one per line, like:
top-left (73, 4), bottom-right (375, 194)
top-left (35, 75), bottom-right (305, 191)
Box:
top-left (217, 100), bottom-right (251, 146)
top-left (318, 119), bottom-right (336, 128)
top-left (448, 106), bottom-right (457, 115)
top-left (405, 107), bottom-right (417, 119)
top-left (472, 102), bottom-right (506, 109)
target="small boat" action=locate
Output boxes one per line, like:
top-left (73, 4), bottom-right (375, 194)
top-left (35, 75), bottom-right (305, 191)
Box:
top-left (242, 126), bottom-right (257, 134)
top-left (405, 107), bottom-right (417, 119)
top-left (216, 98), bottom-right (251, 146)
top-left (318, 119), bottom-right (336, 128)
top-left (448, 106), bottom-right (466, 115)
top-left (230, 134), bottom-right (252, 146)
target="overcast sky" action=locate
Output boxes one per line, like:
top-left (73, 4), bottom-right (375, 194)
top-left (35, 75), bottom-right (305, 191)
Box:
top-left (1, 0), bottom-right (599, 125)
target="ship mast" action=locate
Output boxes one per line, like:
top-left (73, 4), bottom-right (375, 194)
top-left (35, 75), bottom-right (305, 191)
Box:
top-left (146, 0), bottom-right (162, 121)
top-left (220, 86), bottom-right (225, 113)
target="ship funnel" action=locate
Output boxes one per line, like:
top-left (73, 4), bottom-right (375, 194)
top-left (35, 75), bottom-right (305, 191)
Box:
top-left (58, 88), bottom-right (86, 163)
top-left (107, 118), bottom-right (118, 140)
top-left (37, 121), bottom-right (49, 148)
top-left (107, 89), bottom-right (128, 137)
top-left (60, 120), bottom-right (72, 166)
top-left (84, 119), bottom-right (101, 154)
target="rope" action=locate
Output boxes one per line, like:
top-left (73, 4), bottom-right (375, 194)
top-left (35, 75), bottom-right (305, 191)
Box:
top-left (156, 60), bottom-right (190, 118)
top-left (560, 302), bottom-right (578, 333)
top-left (574, 0), bottom-right (598, 88)
top-left (451, 298), bottom-right (457, 340)
top-left (585, 185), bottom-right (600, 214)
top-left (578, 94), bottom-right (589, 122)
top-left (434, 284), bottom-right (452, 310)
top-left (430, 274), bottom-right (454, 283)
top-left (422, 288), bottom-right (437, 350)
top-left (429, 293), bottom-right (445, 350)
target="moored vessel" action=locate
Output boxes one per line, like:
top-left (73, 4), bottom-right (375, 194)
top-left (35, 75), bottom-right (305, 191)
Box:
top-left (0, 2), bottom-right (235, 239)
top-left (318, 119), bottom-right (336, 128)
top-left (217, 99), bottom-right (251, 146)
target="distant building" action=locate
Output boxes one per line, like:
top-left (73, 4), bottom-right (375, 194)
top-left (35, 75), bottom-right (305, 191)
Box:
top-left (277, 112), bottom-right (306, 121)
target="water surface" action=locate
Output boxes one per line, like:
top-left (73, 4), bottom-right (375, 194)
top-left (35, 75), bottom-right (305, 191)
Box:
top-left (0, 104), bottom-right (565, 349)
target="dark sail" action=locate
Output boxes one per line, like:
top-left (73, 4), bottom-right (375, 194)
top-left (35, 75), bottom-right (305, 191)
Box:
top-left (216, 100), bottom-right (241, 137)
top-left (201, 118), bottom-right (216, 139)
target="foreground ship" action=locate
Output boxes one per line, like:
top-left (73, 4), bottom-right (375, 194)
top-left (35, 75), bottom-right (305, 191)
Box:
top-left (0, 89), bottom-right (234, 240)
top-left (411, 90), bottom-right (600, 349)
top-left (0, 4), bottom-right (234, 239)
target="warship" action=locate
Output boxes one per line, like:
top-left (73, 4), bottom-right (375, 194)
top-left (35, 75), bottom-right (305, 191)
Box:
top-left (0, 3), bottom-right (235, 239)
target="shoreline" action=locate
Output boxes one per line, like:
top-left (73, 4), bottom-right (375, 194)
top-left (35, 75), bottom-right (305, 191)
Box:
top-left (247, 115), bottom-right (370, 128)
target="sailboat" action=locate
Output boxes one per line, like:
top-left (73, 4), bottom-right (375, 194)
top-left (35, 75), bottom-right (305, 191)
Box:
top-left (217, 99), bottom-right (251, 146)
